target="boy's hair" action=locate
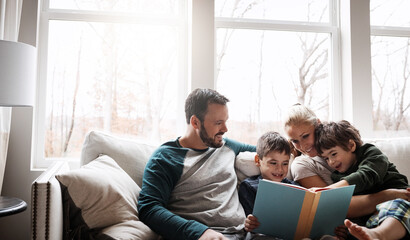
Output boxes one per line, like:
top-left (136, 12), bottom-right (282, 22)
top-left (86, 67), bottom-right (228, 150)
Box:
top-left (184, 88), bottom-right (229, 124)
top-left (284, 103), bottom-right (319, 130)
top-left (257, 131), bottom-right (291, 158)
top-left (315, 120), bottom-right (363, 155)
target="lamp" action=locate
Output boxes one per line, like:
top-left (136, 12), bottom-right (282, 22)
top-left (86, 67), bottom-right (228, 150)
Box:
top-left (0, 40), bottom-right (36, 194)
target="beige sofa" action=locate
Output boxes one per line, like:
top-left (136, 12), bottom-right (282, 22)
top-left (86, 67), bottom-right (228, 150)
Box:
top-left (31, 130), bottom-right (410, 240)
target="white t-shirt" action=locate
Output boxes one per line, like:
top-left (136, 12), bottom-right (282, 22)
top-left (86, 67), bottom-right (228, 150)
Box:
top-left (289, 155), bottom-right (334, 185)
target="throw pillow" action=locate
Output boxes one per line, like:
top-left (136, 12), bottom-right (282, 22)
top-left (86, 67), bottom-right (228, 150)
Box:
top-left (96, 220), bottom-right (159, 240)
top-left (56, 155), bottom-right (155, 239)
top-left (80, 130), bottom-right (156, 187)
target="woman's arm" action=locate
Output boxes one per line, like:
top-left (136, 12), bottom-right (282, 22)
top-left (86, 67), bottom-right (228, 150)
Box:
top-left (327, 180), bottom-right (349, 189)
top-left (297, 175), bottom-right (328, 188)
top-left (305, 177), bottom-right (410, 218)
top-left (347, 188), bottom-right (410, 218)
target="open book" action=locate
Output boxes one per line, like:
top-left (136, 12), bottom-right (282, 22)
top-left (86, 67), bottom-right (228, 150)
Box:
top-left (253, 179), bottom-right (355, 240)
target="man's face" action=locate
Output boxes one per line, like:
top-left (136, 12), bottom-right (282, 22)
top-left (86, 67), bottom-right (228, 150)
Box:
top-left (199, 103), bottom-right (228, 148)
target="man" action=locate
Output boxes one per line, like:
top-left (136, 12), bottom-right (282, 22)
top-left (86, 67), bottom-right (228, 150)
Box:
top-left (137, 88), bottom-right (256, 240)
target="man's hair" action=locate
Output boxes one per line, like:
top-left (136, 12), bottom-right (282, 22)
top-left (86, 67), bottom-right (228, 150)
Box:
top-left (256, 131), bottom-right (291, 158)
top-left (284, 103), bottom-right (319, 130)
top-left (184, 88), bottom-right (229, 124)
top-left (315, 120), bottom-right (363, 155)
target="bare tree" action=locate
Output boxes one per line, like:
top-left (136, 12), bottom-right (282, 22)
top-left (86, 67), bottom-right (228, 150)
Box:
top-left (371, 65), bottom-right (388, 128)
top-left (370, 1), bottom-right (410, 132)
top-left (63, 34), bottom-right (82, 154)
top-left (45, 60), bottom-right (58, 157)
top-left (372, 38), bottom-right (410, 131)
top-left (296, 34), bottom-right (328, 106)
top-left (293, 2), bottom-right (329, 108)
top-left (216, 0), bottom-right (260, 81)
top-left (393, 38), bottom-right (410, 130)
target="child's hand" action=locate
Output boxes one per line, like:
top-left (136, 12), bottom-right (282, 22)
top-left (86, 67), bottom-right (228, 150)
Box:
top-left (309, 187), bottom-right (330, 192)
top-left (244, 214), bottom-right (260, 232)
top-left (334, 223), bottom-right (348, 240)
top-left (391, 187), bottom-right (410, 201)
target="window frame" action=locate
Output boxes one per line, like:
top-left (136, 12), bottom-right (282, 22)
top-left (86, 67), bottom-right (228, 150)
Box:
top-left (32, 0), bottom-right (188, 169)
top-left (369, 2), bottom-right (410, 136)
top-left (214, 0), bottom-right (342, 121)
top-left (33, 0), bottom-right (386, 169)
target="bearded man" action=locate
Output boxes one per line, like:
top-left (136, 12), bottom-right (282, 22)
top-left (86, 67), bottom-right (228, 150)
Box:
top-left (138, 88), bottom-right (257, 240)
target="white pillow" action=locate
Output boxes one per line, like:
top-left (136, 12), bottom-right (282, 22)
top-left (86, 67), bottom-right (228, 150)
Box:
top-left (365, 137), bottom-right (410, 178)
top-left (56, 155), bottom-right (156, 239)
top-left (80, 130), bottom-right (157, 187)
top-left (235, 151), bottom-right (259, 183)
top-left (98, 220), bottom-right (159, 240)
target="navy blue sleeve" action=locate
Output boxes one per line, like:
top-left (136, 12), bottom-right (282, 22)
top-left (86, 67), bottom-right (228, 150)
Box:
top-left (224, 138), bottom-right (256, 155)
top-left (137, 146), bottom-right (208, 240)
top-left (238, 180), bottom-right (257, 216)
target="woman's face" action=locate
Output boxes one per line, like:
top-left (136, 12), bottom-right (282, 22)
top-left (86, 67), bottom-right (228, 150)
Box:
top-left (286, 122), bottom-right (318, 157)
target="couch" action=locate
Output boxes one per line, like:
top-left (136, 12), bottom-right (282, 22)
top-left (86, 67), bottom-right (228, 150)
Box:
top-left (31, 130), bottom-right (410, 240)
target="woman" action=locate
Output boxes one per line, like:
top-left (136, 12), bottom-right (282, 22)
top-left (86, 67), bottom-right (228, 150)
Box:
top-left (284, 104), bottom-right (410, 218)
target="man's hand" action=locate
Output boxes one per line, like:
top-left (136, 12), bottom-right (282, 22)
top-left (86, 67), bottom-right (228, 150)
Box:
top-left (199, 229), bottom-right (228, 240)
top-left (244, 214), bottom-right (260, 232)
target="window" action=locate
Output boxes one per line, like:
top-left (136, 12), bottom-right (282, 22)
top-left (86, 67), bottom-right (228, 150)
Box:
top-left (35, 0), bottom-right (396, 168)
top-left (33, 0), bottom-right (187, 168)
top-left (370, 0), bottom-right (410, 137)
top-left (215, 0), bottom-right (337, 142)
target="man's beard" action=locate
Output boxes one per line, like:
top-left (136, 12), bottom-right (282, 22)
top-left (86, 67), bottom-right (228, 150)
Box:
top-left (199, 123), bottom-right (223, 148)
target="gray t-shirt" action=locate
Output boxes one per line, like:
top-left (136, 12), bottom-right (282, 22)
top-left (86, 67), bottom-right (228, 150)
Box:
top-left (290, 155), bottom-right (334, 185)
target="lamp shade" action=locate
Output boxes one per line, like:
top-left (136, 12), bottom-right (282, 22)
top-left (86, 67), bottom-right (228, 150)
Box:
top-left (0, 40), bottom-right (36, 107)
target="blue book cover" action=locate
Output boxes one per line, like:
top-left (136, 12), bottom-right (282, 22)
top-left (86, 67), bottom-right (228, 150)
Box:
top-left (252, 179), bottom-right (355, 240)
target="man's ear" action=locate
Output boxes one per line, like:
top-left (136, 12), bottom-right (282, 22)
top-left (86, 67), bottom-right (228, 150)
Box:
top-left (254, 154), bottom-right (261, 166)
top-left (190, 115), bottom-right (201, 129)
top-left (349, 139), bottom-right (356, 152)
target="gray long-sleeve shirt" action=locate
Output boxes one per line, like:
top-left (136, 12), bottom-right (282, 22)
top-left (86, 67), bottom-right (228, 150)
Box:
top-left (137, 138), bottom-right (256, 240)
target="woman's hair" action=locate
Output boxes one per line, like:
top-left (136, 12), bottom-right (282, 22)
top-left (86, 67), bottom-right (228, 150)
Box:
top-left (315, 120), bottom-right (363, 155)
top-left (256, 131), bottom-right (291, 158)
top-left (284, 103), bottom-right (319, 129)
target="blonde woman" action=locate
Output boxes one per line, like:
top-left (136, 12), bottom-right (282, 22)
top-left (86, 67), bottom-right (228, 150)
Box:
top-left (284, 104), bottom-right (410, 218)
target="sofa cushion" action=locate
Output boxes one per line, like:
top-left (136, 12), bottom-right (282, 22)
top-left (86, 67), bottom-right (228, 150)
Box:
top-left (56, 155), bottom-right (157, 239)
top-left (365, 137), bottom-right (410, 178)
top-left (80, 130), bottom-right (157, 187)
top-left (96, 220), bottom-right (159, 240)
top-left (235, 151), bottom-right (259, 183)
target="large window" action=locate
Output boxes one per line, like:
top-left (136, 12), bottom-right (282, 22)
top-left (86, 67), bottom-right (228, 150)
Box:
top-left (370, 0), bottom-right (410, 137)
top-left (34, 0), bottom-right (187, 167)
top-left (34, 0), bottom-right (338, 166)
top-left (215, 0), bottom-right (336, 143)
top-left (34, 0), bottom-right (407, 168)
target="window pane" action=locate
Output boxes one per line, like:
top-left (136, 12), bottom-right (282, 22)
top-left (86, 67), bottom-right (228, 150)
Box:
top-left (45, 20), bottom-right (179, 158)
top-left (215, 0), bottom-right (329, 23)
top-left (216, 29), bottom-right (330, 143)
top-left (49, 0), bottom-right (178, 15)
top-left (370, 0), bottom-right (410, 27)
top-left (371, 36), bottom-right (410, 136)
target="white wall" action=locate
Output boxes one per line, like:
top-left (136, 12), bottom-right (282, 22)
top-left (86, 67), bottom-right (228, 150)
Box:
top-left (0, 1), bottom-right (41, 239)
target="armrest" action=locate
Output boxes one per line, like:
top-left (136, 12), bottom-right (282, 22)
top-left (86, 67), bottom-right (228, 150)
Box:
top-left (31, 161), bottom-right (69, 240)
